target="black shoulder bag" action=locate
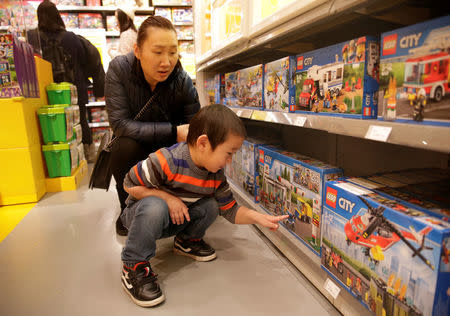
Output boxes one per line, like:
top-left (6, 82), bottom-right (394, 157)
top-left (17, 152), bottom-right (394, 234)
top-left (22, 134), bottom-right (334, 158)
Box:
top-left (89, 90), bottom-right (160, 190)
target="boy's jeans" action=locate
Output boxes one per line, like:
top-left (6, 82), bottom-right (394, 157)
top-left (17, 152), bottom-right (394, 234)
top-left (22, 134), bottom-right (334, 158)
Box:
top-left (121, 196), bottom-right (219, 266)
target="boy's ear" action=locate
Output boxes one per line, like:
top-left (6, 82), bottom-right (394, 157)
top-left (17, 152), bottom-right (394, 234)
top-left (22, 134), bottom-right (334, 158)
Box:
top-left (196, 134), bottom-right (210, 151)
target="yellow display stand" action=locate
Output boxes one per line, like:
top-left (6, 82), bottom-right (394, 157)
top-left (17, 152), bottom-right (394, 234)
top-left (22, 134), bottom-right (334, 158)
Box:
top-left (0, 144), bottom-right (46, 205)
top-left (45, 159), bottom-right (88, 192)
top-left (0, 57), bottom-right (53, 205)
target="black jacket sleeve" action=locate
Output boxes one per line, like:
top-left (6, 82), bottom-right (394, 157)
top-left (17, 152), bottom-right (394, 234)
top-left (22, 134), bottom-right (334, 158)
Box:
top-left (177, 71), bottom-right (200, 123)
top-left (105, 56), bottom-right (175, 143)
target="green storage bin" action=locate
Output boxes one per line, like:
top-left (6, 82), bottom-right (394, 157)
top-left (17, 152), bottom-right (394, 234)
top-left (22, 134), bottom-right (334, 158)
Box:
top-left (42, 143), bottom-right (71, 178)
top-left (46, 82), bottom-right (72, 105)
top-left (37, 107), bottom-right (67, 143)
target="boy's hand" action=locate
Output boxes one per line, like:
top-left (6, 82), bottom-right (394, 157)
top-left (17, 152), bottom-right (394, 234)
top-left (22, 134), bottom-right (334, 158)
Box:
top-left (165, 194), bottom-right (190, 225)
top-left (257, 214), bottom-right (289, 231)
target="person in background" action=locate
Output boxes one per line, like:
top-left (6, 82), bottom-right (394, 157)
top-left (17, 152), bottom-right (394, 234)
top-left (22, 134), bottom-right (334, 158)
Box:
top-left (108, 8), bottom-right (137, 58)
top-left (105, 16), bottom-right (199, 236)
top-left (120, 104), bottom-right (289, 307)
top-left (29, 0), bottom-right (102, 162)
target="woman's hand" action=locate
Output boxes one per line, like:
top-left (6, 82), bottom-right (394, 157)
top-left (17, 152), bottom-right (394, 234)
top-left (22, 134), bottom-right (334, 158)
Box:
top-left (177, 124), bottom-right (189, 143)
top-left (165, 194), bottom-right (190, 225)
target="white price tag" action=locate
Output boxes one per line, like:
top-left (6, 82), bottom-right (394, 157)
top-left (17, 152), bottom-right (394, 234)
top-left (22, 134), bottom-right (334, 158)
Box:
top-left (324, 278), bottom-right (341, 299)
top-left (236, 109), bottom-right (243, 117)
top-left (293, 116), bottom-right (307, 127)
top-left (365, 125), bottom-right (392, 142)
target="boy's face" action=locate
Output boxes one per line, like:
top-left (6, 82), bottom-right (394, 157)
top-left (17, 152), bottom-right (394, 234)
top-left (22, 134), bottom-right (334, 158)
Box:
top-left (203, 133), bottom-right (244, 173)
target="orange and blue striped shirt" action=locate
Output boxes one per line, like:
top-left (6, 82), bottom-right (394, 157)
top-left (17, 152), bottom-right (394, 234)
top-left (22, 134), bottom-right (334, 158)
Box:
top-left (123, 142), bottom-right (239, 223)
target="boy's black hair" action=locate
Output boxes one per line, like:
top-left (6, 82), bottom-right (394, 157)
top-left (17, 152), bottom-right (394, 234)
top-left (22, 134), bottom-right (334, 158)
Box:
top-left (187, 104), bottom-right (246, 150)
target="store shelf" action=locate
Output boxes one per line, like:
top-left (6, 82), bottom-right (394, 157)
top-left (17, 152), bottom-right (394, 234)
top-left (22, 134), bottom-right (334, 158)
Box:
top-left (0, 26), bottom-right (9, 31)
top-left (229, 108), bottom-right (450, 153)
top-left (172, 22), bottom-right (193, 26)
top-left (105, 31), bottom-right (120, 37)
top-left (229, 181), bottom-right (371, 316)
top-left (196, 0), bottom-right (445, 73)
top-left (88, 122), bottom-right (109, 128)
top-left (86, 101), bottom-right (105, 107)
top-left (57, 5), bottom-right (154, 13)
top-left (153, 4), bottom-right (192, 8)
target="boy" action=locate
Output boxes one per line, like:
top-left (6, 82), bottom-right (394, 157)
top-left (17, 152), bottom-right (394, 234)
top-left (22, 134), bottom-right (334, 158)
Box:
top-left (120, 104), bottom-right (288, 307)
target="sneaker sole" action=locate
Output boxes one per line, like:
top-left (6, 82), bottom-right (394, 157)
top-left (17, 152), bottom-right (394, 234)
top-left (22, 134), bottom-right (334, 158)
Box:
top-left (121, 283), bottom-right (166, 307)
top-left (173, 247), bottom-right (217, 262)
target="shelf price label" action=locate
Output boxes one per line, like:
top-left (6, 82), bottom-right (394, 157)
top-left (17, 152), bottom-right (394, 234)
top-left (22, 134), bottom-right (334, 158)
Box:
top-left (235, 109), bottom-right (243, 117)
top-left (252, 110), bottom-right (267, 121)
top-left (292, 115), bottom-right (307, 127)
top-left (324, 278), bottom-right (340, 299)
top-left (365, 125), bottom-right (392, 142)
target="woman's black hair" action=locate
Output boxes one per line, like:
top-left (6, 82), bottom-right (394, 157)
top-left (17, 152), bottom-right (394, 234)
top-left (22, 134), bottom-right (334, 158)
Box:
top-left (187, 104), bottom-right (246, 150)
top-left (116, 9), bottom-right (137, 33)
top-left (37, 0), bottom-right (65, 32)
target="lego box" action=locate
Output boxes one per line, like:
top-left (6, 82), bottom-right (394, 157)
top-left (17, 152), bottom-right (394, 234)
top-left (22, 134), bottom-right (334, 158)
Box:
top-left (224, 64), bottom-right (263, 109)
top-left (289, 36), bottom-right (379, 118)
top-left (263, 56), bottom-right (290, 112)
top-left (321, 180), bottom-right (450, 316)
top-left (378, 15), bottom-right (450, 125)
top-left (258, 145), bottom-right (342, 254)
top-left (214, 74), bottom-right (225, 104)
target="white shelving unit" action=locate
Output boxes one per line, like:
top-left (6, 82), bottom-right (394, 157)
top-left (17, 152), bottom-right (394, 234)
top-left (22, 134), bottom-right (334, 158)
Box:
top-left (194, 1), bottom-right (450, 315)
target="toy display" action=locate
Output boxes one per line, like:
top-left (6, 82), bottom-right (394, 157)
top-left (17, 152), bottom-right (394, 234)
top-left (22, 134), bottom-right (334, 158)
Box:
top-left (214, 73), bottom-right (225, 104)
top-left (53, 0), bottom-right (83, 5)
top-left (175, 26), bottom-right (194, 39)
top-left (204, 77), bottom-right (215, 105)
top-left (78, 13), bottom-right (103, 29)
top-left (379, 15), bottom-right (450, 124)
top-left (258, 146), bottom-right (342, 254)
top-left (155, 8), bottom-right (172, 21)
top-left (263, 57), bottom-right (290, 112)
top-left (321, 179), bottom-right (450, 316)
top-left (90, 107), bottom-right (108, 123)
top-left (61, 13), bottom-right (79, 29)
top-left (172, 8), bottom-right (193, 23)
top-left (289, 36), bottom-right (379, 118)
top-left (224, 64), bottom-right (263, 109)
top-left (179, 41), bottom-right (194, 55)
top-left (106, 15), bottom-right (119, 32)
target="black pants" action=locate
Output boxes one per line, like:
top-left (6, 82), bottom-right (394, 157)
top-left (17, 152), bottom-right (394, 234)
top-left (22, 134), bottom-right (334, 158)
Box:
top-left (110, 137), bottom-right (156, 212)
top-left (78, 102), bottom-right (93, 145)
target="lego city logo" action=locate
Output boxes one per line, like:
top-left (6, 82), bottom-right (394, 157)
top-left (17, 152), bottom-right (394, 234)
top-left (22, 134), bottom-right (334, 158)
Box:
top-left (338, 198), bottom-right (355, 213)
top-left (382, 34), bottom-right (397, 56)
top-left (297, 56), bottom-right (304, 70)
top-left (326, 187), bottom-right (337, 208)
top-left (399, 32), bottom-right (422, 49)
top-left (264, 155), bottom-right (272, 164)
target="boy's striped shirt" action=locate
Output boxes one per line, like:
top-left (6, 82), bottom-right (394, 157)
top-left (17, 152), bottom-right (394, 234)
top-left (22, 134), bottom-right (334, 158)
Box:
top-left (124, 142), bottom-right (239, 223)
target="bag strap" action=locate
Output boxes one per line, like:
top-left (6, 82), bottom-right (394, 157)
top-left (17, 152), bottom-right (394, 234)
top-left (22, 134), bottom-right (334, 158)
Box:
top-left (106, 89), bottom-right (161, 149)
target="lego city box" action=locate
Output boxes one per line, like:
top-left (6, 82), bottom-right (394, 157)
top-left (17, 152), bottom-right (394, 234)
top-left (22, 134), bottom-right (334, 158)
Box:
top-left (289, 36), bottom-right (379, 118)
top-left (225, 139), bottom-right (262, 203)
top-left (378, 15), bottom-right (450, 125)
top-left (214, 74), bottom-right (225, 104)
top-left (263, 56), bottom-right (290, 112)
top-left (224, 64), bottom-right (263, 109)
top-left (321, 180), bottom-right (450, 316)
top-left (257, 145), bottom-right (342, 255)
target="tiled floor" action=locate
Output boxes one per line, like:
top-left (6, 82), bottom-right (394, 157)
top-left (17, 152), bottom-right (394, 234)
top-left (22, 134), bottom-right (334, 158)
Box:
top-left (0, 174), bottom-right (340, 316)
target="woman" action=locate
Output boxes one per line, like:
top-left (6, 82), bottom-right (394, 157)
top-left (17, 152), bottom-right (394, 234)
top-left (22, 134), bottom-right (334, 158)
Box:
top-left (108, 8), bottom-right (138, 58)
top-left (105, 16), bottom-right (200, 236)
top-left (30, 0), bottom-right (101, 162)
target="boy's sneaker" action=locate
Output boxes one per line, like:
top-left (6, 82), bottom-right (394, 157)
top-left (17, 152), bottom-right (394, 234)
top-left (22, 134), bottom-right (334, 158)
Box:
top-left (173, 237), bottom-right (217, 262)
top-left (121, 262), bottom-right (165, 307)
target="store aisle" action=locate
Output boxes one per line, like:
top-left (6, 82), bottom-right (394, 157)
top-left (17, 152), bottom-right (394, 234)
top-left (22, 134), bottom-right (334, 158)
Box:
top-left (0, 174), bottom-right (340, 316)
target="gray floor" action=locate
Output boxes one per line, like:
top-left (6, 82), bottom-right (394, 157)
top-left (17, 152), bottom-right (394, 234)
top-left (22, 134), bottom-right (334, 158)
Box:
top-left (0, 173), bottom-right (340, 316)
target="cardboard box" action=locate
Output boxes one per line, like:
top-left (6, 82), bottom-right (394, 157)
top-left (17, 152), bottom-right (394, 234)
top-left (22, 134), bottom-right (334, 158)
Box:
top-left (214, 74), bottom-right (224, 104)
top-left (224, 64), bottom-right (263, 109)
top-left (321, 180), bottom-right (450, 316)
top-left (289, 36), bottom-right (379, 118)
top-left (378, 15), bottom-right (450, 124)
top-left (263, 56), bottom-right (290, 112)
top-left (258, 145), bottom-right (342, 254)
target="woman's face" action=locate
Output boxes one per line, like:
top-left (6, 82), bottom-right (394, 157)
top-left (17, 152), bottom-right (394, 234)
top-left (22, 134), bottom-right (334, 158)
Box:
top-left (134, 27), bottom-right (178, 89)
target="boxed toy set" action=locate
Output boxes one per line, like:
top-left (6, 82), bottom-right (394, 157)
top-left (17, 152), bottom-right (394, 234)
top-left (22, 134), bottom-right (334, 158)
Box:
top-left (214, 73), bottom-right (225, 104)
top-left (224, 64), bottom-right (263, 109)
top-left (378, 15), bottom-right (450, 124)
top-left (321, 179), bottom-right (450, 316)
top-left (225, 139), bottom-right (262, 202)
top-left (0, 34), bottom-right (39, 98)
top-left (204, 77), bottom-right (215, 105)
top-left (263, 56), bottom-right (290, 112)
top-left (289, 36), bottom-right (380, 118)
top-left (258, 145), bottom-right (342, 254)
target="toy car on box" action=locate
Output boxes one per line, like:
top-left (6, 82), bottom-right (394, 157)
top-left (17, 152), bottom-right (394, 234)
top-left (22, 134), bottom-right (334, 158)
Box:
top-left (258, 145), bottom-right (342, 254)
top-left (224, 64), bottom-right (263, 109)
top-left (263, 57), bottom-right (290, 112)
top-left (321, 179), bottom-right (450, 316)
top-left (378, 15), bottom-right (450, 124)
top-left (289, 36), bottom-right (379, 118)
